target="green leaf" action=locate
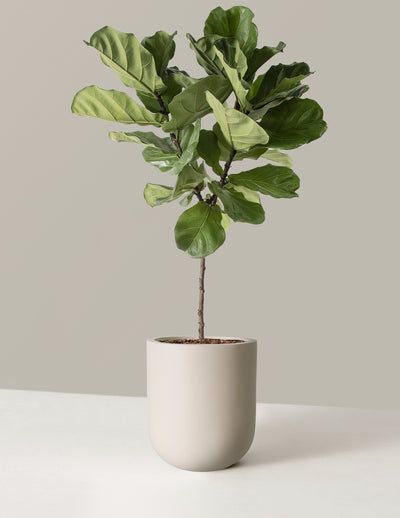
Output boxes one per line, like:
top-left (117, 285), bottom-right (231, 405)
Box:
top-left (197, 129), bottom-right (223, 175)
top-left (141, 31), bottom-right (177, 76)
top-left (166, 67), bottom-right (198, 88)
top-left (209, 182), bottom-right (265, 224)
top-left (174, 164), bottom-right (205, 196)
top-left (179, 191), bottom-right (194, 207)
top-left (248, 62), bottom-right (312, 108)
top-left (260, 98), bottom-right (327, 149)
top-left (229, 164), bottom-right (300, 198)
top-left (204, 6), bottom-right (258, 57)
top-left (213, 47), bottom-right (251, 111)
top-left (162, 75), bottom-right (231, 131)
top-left (244, 42), bottom-right (286, 82)
top-left (220, 145), bottom-right (292, 166)
top-left (248, 84), bottom-right (309, 120)
top-left (206, 91), bottom-right (269, 151)
top-left (187, 34), bottom-right (247, 78)
top-left (87, 26), bottom-right (164, 95)
top-left (214, 38), bottom-right (248, 77)
top-left (187, 34), bottom-right (223, 76)
top-left (144, 184), bottom-right (179, 207)
top-left (169, 120), bottom-right (201, 175)
top-left (175, 202), bottom-right (226, 257)
top-left (109, 130), bottom-right (175, 152)
top-left (141, 121), bottom-right (201, 175)
top-left (261, 149), bottom-right (293, 167)
top-left (71, 86), bottom-right (165, 126)
top-left (142, 146), bottom-right (178, 172)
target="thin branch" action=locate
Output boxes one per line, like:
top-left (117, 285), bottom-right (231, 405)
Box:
top-left (198, 257), bottom-right (206, 340)
top-left (193, 187), bottom-right (204, 202)
top-left (220, 150), bottom-right (236, 186)
top-left (155, 92), bottom-right (182, 156)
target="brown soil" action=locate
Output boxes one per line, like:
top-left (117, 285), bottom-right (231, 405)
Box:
top-left (158, 338), bottom-right (245, 344)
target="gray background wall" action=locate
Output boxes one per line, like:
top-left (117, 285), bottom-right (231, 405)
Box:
top-left (1, 0), bottom-right (399, 408)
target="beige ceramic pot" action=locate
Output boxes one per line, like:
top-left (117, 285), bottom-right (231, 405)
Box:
top-left (146, 337), bottom-right (257, 471)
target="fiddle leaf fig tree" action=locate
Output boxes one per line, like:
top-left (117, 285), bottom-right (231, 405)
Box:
top-left (71, 6), bottom-right (327, 341)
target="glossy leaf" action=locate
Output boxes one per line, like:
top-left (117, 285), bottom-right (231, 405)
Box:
top-left (260, 98), bottom-right (327, 149)
top-left (209, 182), bottom-right (265, 224)
top-left (229, 164), bottom-right (299, 198)
top-left (87, 26), bottom-right (164, 94)
top-left (204, 6), bottom-right (258, 57)
top-left (141, 31), bottom-right (177, 76)
top-left (213, 47), bottom-right (251, 111)
top-left (206, 91), bottom-right (269, 151)
top-left (71, 86), bottom-right (164, 126)
top-left (197, 129), bottom-right (223, 175)
top-left (248, 62), bottom-right (312, 108)
top-left (175, 202), bottom-right (226, 257)
top-left (162, 75), bottom-right (231, 131)
top-left (144, 184), bottom-right (178, 207)
top-left (244, 42), bottom-right (286, 82)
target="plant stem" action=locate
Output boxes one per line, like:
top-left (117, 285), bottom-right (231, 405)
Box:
top-left (220, 150), bottom-right (236, 186)
top-left (198, 257), bottom-right (206, 341)
top-left (155, 93), bottom-right (182, 155)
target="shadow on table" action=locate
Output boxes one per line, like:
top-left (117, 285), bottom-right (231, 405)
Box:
top-left (241, 405), bottom-right (400, 467)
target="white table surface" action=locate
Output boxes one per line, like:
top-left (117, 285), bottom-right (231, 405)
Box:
top-left (0, 390), bottom-right (399, 518)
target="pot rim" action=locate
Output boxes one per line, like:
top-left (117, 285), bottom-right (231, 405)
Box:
top-left (148, 336), bottom-right (256, 347)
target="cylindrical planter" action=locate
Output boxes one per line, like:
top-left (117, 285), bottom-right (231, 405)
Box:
top-left (146, 337), bottom-right (257, 471)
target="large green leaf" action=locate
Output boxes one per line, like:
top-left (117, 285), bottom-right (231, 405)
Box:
top-left (206, 91), bottom-right (269, 151)
top-left (87, 26), bottom-right (164, 95)
top-left (260, 98), bottom-right (327, 149)
top-left (174, 164), bottom-right (205, 196)
top-left (141, 31), bottom-right (177, 76)
top-left (209, 182), bottom-right (265, 224)
top-left (229, 164), bottom-right (300, 198)
top-left (175, 202), bottom-right (226, 257)
top-left (144, 184), bottom-right (179, 207)
top-left (244, 42), bottom-right (286, 82)
top-left (197, 129), bottom-right (223, 175)
top-left (213, 47), bottom-right (251, 111)
top-left (248, 62), bottom-right (312, 108)
top-left (162, 76), bottom-right (231, 131)
top-left (187, 34), bottom-right (247, 77)
top-left (204, 6), bottom-right (258, 57)
top-left (109, 130), bottom-right (175, 152)
top-left (71, 86), bottom-right (165, 126)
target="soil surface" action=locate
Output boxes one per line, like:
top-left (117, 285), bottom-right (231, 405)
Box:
top-left (158, 338), bottom-right (245, 344)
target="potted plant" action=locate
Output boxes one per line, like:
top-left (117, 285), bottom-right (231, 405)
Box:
top-left (71, 5), bottom-right (327, 471)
